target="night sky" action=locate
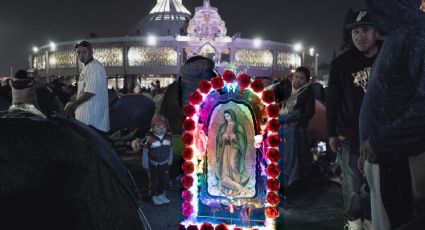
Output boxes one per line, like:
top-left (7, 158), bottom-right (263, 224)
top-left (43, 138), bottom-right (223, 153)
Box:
top-left (0, 0), bottom-right (365, 76)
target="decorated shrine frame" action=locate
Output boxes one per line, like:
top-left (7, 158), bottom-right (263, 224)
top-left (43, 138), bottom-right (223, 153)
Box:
top-left (180, 70), bottom-right (282, 230)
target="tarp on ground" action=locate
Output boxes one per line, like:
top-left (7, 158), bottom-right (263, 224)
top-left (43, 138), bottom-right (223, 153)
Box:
top-left (0, 111), bottom-right (144, 230)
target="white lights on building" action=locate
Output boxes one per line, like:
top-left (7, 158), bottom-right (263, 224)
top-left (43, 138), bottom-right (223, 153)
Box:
top-left (293, 43), bottom-right (303, 52)
top-left (147, 35), bottom-right (157, 46)
top-left (309, 47), bottom-right (315, 56)
top-left (253, 38), bottom-right (262, 48)
top-left (33, 46), bottom-right (39, 53)
top-left (49, 42), bottom-right (56, 51)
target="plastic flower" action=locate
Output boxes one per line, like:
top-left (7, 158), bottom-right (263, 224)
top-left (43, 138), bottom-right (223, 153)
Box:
top-left (182, 189), bottom-right (193, 201)
top-left (265, 206), bottom-right (280, 218)
top-left (189, 91), bottom-right (203, 105)
top-left (183, 104), bottom-right (197, 117)
top-left (262, 90), bottom-right (276, 104)
top-left (267, 118), bottom-right (281, 132)
top-left (266, 148), bottom-right (281, 162)
top-left (211, 76), bottom-right (224, 89)
top-left (266, 104), bottom-right (280, 118)
top-left (266, 192), bottom-right (281, 205)
top-left (251, 79), bottom-right (265, 93)
top-left (266, 163), bottom-right (281, 178)
top-left (237, 73), bottom-right (251, 89)
top-left (268, 134), bottom-right (282, 147)
top-left (182, 133), bottom-right (194, 145)
top-left (222, 70), bottom-right (236, 82)
top-left (266, 178), bottom-right (281, 191)
top-left (181, 147), bottom-right (194, 160)
top-left (183, 119), bottom-right (196, 131)
top-left (198, 80), bottom-right (212, 94)
top-left (182, 161), bottom-right (195, 174)
top-left (181, 175), bottom-right (194, 188)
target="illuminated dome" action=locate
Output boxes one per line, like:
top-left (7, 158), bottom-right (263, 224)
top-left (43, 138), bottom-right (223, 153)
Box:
top-left (129, 0), bottom-right (191, 36)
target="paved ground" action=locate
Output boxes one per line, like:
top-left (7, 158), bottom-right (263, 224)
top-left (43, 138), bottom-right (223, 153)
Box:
top-left (134, 177), bottom-right (342, 230)
top-left (123, 154), bottom-right (343, 230)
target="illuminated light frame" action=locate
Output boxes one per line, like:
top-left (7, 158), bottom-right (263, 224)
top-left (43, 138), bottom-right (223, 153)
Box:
top-left (180, 70), bottom-right (282, 230)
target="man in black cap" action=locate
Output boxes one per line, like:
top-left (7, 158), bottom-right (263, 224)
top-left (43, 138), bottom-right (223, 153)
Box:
top-left (326, 10), bottom-right (380, 230)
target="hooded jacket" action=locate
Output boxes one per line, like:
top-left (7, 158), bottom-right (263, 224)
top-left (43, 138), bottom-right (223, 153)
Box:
top-left (359, 0), bottom-right (425, 161)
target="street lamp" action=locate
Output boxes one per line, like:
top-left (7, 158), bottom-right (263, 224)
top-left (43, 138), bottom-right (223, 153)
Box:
top-left (253, 38), bottom-right (262, 48)
top-left (309, 47), bottom-right (315, 56)
top-left (147, 35), bottom-right (157, 46)
top-left (293, 42), bottom-right (304, 66)
top-left (33, 46), bottom-right (39, 53)
top-left (49, 41), bottom-right (56, 51)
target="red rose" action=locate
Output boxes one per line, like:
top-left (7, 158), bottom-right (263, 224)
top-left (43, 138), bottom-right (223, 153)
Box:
top-left (267, 119), bottom-right (281, 132)
top-left (187, 225), bottom-right (198, 230)
top-left (222, 70), bottom-right (236, 83)
top-left (265, 206), bottom-right (280, 218)
top-left (234, 228), bottom-right (243, 230)
top-left (266, 192), bottom-right (281, 205)
top-left (266, 148), bottom-right (281, 162)
top-left (183, 119), bottom-right (196, 131)
top-left (211, 76), bottom-right (224, 89)
top-left (251, 79), bottom-right (265, 93)
top-left (189, 91), bottom-right (203, 105)
top-left (183, 104), bottom-right (197, 117)
top-left (237, 73), bottom-right (251, 89)
top-left (182, 147), bottom-right (194, 160)
top-left (200, 223), bottom-right (214, 230)
top-left (181, 175), bottom-right (194, 188)
top-left (262, 90), bottom-right (276, 104)
top-left (267, 163), bottom-right (281, 178)
top-left (182, 161), bottom-right (195, 174)
top-left (182, 201), bottom-right (194, 217)
top-left (268, 134), bottom-right (282, 147)
top-left (267, 104), bottom-right (280, 118)
top-left (266, 178), bottom-right (281, 191)
top-left (182, 133), bottom-right (194, 145)
top-left (179, 224), bottom-right (186, 230)
top-left (182, 189), bottom-right (193, 201)
top-left (198, 80), bottom-right (212, 94)
top-left (215, 223), bottom-right (228, 230)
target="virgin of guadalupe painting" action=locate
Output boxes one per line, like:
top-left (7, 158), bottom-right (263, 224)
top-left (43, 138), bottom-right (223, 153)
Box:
top-left (215, 109), bottom-right (250, 196)
top-left (206, 102), bottom-right (256, 199)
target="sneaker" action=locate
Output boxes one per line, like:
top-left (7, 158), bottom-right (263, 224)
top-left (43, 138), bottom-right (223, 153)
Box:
top-left (344, 219), bottom-right (363, 230)
top-left (152, 195), bottom-right (164, 206)
top-left (158, 194), bottom-right (170, 204)
top-left (362, 219), bottom-right (371, 230)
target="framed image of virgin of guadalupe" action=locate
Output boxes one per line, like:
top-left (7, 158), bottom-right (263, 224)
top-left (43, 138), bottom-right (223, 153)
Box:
top-left (180, 70), bottom-right (282, 230)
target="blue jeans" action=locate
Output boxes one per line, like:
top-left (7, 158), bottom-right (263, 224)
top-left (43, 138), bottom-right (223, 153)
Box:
top-left (339, 139), bottom-right (370, 220)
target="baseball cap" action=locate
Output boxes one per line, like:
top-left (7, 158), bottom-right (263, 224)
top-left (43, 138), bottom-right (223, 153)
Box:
top-left (346, 10), bottom-right (375, 29)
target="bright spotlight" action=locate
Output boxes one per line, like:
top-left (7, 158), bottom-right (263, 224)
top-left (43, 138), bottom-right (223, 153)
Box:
top-left (294, 43), bottom-right (303, 52)
top-left (49, 41), bottom-right (56, 51)
top-left (253, 38), bottom-right (262, 48)
top-left (33, 46), bottom-right (39, 53)
top-left (147, 35), bottom-right (157, 46)
top-left (309, 47), bottom-right (315, 56)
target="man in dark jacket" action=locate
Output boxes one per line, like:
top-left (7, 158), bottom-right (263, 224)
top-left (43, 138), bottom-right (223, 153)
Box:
top-left (359, 0), bottom-right (425, 229)
top-left (275, 67), bottom-right (315, 190)
top-left (327, 10), bottom-right (380, 229)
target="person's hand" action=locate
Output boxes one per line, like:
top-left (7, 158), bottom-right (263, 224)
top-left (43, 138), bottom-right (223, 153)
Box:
top-left (360, 138), bottom-right (378, 163)
top-left (329, 136), bottom-right (340, 153)
top-left (131, 138), bottom-right (143, 152)
top-left (64, 102), bottom-right (77, 114)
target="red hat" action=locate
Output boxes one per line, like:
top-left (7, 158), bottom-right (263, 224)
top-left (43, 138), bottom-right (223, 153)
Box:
top-left (151, 114), bottom-right (169, 128)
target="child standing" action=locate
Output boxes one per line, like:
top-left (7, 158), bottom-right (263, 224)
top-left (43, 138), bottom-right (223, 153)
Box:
top-left (143, 115), bottom-right (172, 205)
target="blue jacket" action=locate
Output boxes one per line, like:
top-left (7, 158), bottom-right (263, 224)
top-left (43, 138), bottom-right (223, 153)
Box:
top-left (360, 0), bottom-right (425, 161)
